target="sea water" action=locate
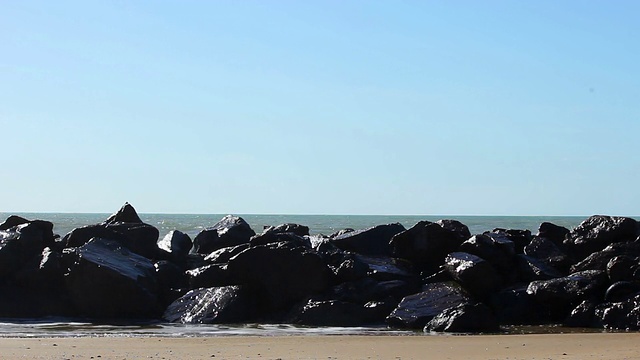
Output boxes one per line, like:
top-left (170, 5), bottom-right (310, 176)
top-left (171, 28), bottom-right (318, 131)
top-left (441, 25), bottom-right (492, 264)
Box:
top-left (0, 213), bottom-right (603, 337)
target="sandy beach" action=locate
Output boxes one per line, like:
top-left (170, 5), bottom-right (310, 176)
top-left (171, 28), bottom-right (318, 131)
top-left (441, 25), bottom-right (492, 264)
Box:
top-left (1, 333), bottom-right (639, 360)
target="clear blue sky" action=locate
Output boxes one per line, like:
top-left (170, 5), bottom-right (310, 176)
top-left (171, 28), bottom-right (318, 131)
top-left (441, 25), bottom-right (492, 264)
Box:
top-left (1, 1), bottom-right (638, 215)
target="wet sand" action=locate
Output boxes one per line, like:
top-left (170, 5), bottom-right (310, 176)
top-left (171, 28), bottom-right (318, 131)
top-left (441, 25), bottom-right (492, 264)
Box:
top-left (1, 333), bottom-right (639, 359)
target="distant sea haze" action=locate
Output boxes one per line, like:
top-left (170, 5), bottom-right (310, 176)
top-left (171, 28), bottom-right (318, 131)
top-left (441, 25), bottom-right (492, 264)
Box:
top-left (0, 213), bottom-right (594, 239)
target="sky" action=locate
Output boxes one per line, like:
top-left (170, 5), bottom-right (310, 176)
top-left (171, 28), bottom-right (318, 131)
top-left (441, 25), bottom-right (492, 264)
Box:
top-left (1, 1), bottom-right (639, 216)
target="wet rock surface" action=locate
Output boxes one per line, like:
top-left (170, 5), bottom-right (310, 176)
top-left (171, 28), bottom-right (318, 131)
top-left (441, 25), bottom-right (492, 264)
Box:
top-left (0, 205), bottom-right (639, 333)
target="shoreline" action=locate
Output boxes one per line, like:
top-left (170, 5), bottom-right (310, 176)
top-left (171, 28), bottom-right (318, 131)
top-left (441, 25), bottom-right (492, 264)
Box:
top-left (1, 333), bottom-right (640, 359)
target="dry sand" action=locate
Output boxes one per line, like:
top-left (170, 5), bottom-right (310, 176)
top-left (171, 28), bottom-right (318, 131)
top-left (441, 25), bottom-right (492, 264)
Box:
top-left (0, 333), bottom-right (639, 359)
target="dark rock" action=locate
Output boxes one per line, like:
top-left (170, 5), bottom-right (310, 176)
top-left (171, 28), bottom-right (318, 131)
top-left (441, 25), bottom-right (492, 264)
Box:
top-left (330, 278), bottom-right (420, 304)
top-left (517, 254), bottom-right (564, 282)
top-left (424, 302), bottom-right (500, 333)
top-left (490, 285), bottom-right (546, 325)
top-left (288, 299), bottom-right (381, 326)
top-left (459, 234), bottom-right (516, 283)
top-left (163, 286), bottom-right (258, 324)
top-left (537, 222), bottom-right (570, 246)
top-left (604, 281), bottom-right (640, 303)
top-left (570, 241), bottom-right (640, 273)
top-left (354, 254), bottom-right (416, 281)
top-left (103, 202), bottom-right (143, 224)
top-left (524, 236), bottom-right (571, 274)
top-left (264, 223), bottom-right (310, 237)
top-left (594, 294), bottom-right (640, 330)
top-left (390, 221), bottom-right (467, 271)
top-left (329, 228), bottom-right (355, 238)
top-left (193, 215), bottom-right (255, 254)
top-left (157, 230), bottom-right (192, 259)
top-left (564, 300), bottom-right (597, 327)
top-left (386, 282), bottom-right (469, 329)
top-left (249, 232), bottom-right (311, 248)
top-left (65, 237), bottom-right (161, 319)
top-left (443, 252), bottom-right (502, 298)
top-left (0, 215), bottom-right (30, 230)
top-left (334, 256), bottom-right (370, 282)
top-left (435, 220), bottom-right (471, 242)
top-left (490, 228), bottom-right (532, 254)
top-left (330, 223), bottom-right (405, 256)
top-left (186, 264), bottom-right (233, 289)
top-left (564, 215), bottom-right (638, 260)
top-left (606, 255), bottom-right (639, 283)
top-left (204, 244), bottom-right (249, 264)
top-left (227, 243), bottom-right (332, 310)
top-left (105, 222), bottom-right (160, 259)
top-left (0, 222), bottom-right (50, 280)
top-left (526, 270), bottom-right (608, 318)
top-left (63, 224), bottom-right (126, 248)
top-left (154, 260), bottom-right (188, 306)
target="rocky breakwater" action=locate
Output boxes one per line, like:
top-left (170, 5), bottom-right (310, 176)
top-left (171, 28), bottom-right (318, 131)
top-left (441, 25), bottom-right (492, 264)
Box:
top-left (1, 204), bottom-right (640, 333)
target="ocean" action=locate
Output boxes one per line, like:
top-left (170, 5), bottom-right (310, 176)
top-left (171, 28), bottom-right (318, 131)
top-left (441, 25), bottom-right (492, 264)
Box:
top-left (0, 213), bottom-right (613, 337)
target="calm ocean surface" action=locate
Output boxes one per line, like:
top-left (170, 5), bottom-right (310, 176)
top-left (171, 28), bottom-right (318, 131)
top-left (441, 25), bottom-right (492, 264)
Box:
top-left (0, 213), bottom-right (619, 337)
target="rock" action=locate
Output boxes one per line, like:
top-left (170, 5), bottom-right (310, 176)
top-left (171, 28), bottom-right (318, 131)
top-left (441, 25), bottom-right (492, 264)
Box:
top-left (227, 243), bottom-right (332, 310)
top-left (154, 260), bottom-right (188, 306)
top-left (103, 202), bottom-right (143, 224)
top-left (63, 224), bottom-right (127, 248)
top-left (157, 230), bottom-right (192, 259)
top-left (105, 222), bottom-right (160, 259)
top-left (330, 278), bottom-right (420, 304)
top-left (606, 255), bottom-right (639, 283)
top-left (564, 300), bottom-right (597, 327)
top-left (204, 244), bottom-right (249, 264)
top-left (186, 264), bottom-right (233, 289)
top-left (490, 285), bottom-right (546, 325)
top-left (489, 229), bottom-right (532, 254)
top-left (329, 228), bottom-right (355, 238)
top-left (443, 252), bottom-right (502, 298)
top-left (436, 220), bottom-right (471, 242)
top-left (524, 236), bottom-right (571, 274)
top-left (0, 222), bottom-right (50, 280)
top-left (330, 223), bottom-right (405, 256)
top-left (526, 270), bottom-right (608, 319)
top-left (0, 215), bottom-right (30, 230)
top-left (163, 286), bottom-right (258, 324)
top-left (594, 294), bottom-right (640, 330)
top-left (564, 215), bottom-right (638, 260)
top-left (193, 215), bottom-right (255, 254)
top-left (386, 282), bottom-right (469, 329)
top-left (459, 234), bottom-right (516, 282)
top-left (249, 232), bottom-right (311, 248)
top-left (65, 237), bottom-right (161, 319)
top-left (517, 254), bottom-right (564, 282)
top-left (390, 221), bottom-right (467, 271)
top-left (604, 281), bottom-right (640, 303)
top-left (263, 223), bottom-right (310, 237)
top-left (537, 222), bottom-right (570, 246)
top-left (334, 256), bottom-right (370, 282)
top-left (287, 299), bottom-right (381, 326)
top-left (424, 302), bottom-right (500, 333)
top-left (353, 254), bottom-right (416, 281)
top-left (570, 241), bottom-right (640, 273)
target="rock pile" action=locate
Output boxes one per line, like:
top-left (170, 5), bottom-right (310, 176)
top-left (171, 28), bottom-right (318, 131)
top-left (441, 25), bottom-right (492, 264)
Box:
top-left (1, 204), bottom-right (639, 333)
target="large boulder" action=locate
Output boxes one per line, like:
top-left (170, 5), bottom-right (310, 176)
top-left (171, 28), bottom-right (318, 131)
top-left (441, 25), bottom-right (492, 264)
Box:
top-left (163, 286), bottom-right (258, 324)
top-left (459, 234), bottom-right (516, 283)
top-left (524, 236), bottom-right (571, 274)
top-left (386, 282), bottom-right (469, 329)
top-left (390, 221), bottom-right (468, 271)
top-left (330, 223), bottom-right (405, 256)
top-left (570, 241), bottom-right (640, 273)
top-left (103, 202), bottom-right (143, 224)
top-left (287, 299), bottom-right (385, 326)
top-left (490, 285), bottom-right (546, 325)
top-left (594, 294), bottom-right (640, 330)
top-left (227, 243), bottom-right (333, 310)
top-left (65, 237), bottom-right (162, 319)
top-left (0, 221), bottom-right (52, 280)
top-left (157, 230), bottom-right (192, 259)
top-left (329, 277), bottom-right (420, 304)
top-left (537, 222), bottom-right (570, 246)
top-left (62, 222), bottom-right (161, 259)
top-left (193, 215), bottom-right (255, 254)
top-left (443, 252), bottom-right (502, 298)
top-left (526, 270), bottom-right (608, 319)
top-left (263, 223), bottom-right (310, 237)
top-left (564, 215), bottom-right (638, 260)
top-left (517, 254), bottom-right (564, 282)
top-left (424, 302), bottom-right (500, 333)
